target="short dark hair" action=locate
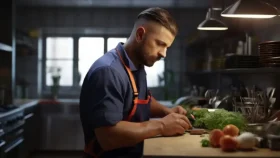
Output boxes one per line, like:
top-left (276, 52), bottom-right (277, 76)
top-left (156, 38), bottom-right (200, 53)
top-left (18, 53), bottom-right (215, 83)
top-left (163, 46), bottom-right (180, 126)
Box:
top-left (137, 7), bottom-right (178, 36)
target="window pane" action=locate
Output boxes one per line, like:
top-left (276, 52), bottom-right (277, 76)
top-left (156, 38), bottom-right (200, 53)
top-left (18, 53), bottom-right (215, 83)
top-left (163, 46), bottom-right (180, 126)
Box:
top-left (79, 37), bottom-right (104, 60)
top-left (145, 59), bottom-right (165, 88)
top-left (107, 37), bottom-right (127, 51)
top-left (46, 60), bottom-right (73, 86)
top-left (79, 37), bottom-right (105, 85)
top-left (46, 37), bottom-right (73, 59)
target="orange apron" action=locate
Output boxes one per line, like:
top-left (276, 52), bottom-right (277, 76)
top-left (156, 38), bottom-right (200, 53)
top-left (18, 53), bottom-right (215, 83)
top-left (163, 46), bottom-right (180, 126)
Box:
top-left (84, 48), bottom-right (151, 158)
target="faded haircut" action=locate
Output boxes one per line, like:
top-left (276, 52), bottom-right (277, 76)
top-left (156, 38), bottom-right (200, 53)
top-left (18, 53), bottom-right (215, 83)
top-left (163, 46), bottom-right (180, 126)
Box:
top-left (136, 7), bottom-right (178, 36)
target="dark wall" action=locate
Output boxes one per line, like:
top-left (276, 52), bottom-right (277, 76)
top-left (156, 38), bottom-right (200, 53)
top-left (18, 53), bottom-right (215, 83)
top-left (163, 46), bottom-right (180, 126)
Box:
top-left (15, 7), bottom-right (206, 100)
top-left (15, 6), bottom-right (280, 104)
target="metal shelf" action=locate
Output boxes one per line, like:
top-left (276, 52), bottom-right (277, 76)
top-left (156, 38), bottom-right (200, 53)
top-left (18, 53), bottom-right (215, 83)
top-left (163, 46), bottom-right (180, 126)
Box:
top-left (0, 42), bottom-right (12, 52)
top-left (186, 67), bottom-right (280, 75)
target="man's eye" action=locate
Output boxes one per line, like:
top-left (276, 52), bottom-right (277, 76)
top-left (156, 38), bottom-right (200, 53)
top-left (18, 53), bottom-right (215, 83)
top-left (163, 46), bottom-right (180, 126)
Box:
top-left (157, 42), bottom-right (165, 46)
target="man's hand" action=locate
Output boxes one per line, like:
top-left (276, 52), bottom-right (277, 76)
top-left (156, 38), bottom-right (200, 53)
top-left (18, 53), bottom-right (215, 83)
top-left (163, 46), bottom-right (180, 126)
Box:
top-left (170, 106), bottom-right (187, 115)
top-left (150, 96), bottom-right (187, 118)
top-left (163, 105), bottom-right (187, 116)
top-left (160, 113), bottom-right (192, 136)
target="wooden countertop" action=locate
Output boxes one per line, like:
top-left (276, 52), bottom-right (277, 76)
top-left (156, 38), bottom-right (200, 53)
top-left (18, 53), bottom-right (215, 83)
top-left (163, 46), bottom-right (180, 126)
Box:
top-left (14, 99), bottom-right (39, 108)
top-left (143, 133), bottom-right (280, 158)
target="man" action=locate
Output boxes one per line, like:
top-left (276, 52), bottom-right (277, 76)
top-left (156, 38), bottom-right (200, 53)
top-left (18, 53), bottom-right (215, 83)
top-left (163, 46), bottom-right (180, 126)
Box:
top-left (79, 7), bottom-right (192, 158)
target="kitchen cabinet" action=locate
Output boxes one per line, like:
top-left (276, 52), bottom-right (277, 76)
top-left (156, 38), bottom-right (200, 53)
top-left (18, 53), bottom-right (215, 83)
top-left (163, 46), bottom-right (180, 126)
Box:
top-left (21, 104), bottom-right (40, 158)
top-left (0, 0), bottom-right (16, 106)
top-left (0, 2), bottom-right (12, 46)
top-left (38, 102), bottom-right (84, 151)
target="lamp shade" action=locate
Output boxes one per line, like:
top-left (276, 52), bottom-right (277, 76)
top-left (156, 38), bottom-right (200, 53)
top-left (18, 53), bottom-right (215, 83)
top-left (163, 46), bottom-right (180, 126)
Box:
top-left (198, 8), bottom-right (228, 31)
top-left (197, 18), bottom-right (228, 30)
top-left (221, 0), bottom-right (278, 19)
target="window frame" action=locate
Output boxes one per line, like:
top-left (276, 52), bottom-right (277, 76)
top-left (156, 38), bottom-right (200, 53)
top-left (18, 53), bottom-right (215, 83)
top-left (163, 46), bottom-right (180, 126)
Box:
top-left (44, 36), bottom-right (75, 87)
top-left (41, 34), bottom-right (130, 97)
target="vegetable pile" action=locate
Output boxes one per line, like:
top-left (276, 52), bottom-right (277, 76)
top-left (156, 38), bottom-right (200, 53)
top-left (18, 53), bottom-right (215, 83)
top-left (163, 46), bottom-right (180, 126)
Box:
top-left (201, 124), bottom-right (258, 152)
top-left (189, 108), bottom-right (247, 132)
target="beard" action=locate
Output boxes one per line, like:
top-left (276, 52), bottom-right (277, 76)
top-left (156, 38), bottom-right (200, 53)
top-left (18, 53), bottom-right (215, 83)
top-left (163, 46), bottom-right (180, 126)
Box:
top-left (135, 43), bottom-right (148, 66)
top-left (136, 42), bottom-right (158, 67)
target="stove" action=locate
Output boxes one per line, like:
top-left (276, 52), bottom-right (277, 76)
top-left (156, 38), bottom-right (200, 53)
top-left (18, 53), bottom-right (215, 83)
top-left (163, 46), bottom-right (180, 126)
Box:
top-left (0, 105), bottom-right (25, 158)
top-left (0, 105), bottom-right (18, 113)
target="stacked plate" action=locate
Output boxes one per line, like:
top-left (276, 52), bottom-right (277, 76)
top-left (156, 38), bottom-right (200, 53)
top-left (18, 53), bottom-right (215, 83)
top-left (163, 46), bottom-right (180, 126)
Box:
top-left (259, 41), bottom-right (280, 67)
top-left (224, 55), bottom-right (259, 69)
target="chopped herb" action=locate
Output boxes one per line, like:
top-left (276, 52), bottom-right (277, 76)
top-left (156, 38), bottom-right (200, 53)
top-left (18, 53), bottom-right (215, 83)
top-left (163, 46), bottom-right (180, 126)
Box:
top-left (200, 138), bottom-right (210, 147)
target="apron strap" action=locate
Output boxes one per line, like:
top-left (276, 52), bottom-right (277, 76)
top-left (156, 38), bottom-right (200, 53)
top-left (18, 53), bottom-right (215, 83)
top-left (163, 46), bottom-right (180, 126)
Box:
top-left (116, 48), bottom-right (138, 97)
top-left (115, 48), bottom-right (139, 121)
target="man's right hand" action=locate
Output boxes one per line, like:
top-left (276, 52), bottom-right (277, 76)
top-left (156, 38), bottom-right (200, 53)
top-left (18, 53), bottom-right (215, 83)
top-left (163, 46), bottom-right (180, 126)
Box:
top-left (160, 113), bottom-right (192, 136)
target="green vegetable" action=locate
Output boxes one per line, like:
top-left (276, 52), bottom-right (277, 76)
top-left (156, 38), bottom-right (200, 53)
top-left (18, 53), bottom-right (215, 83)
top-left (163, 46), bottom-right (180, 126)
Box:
top-left (181, 104), bottom-right (196, 110)
top-left (192, 108), bottom-right (209, 119)
top-left (191, 109), bottom-right (247, 132)
top-left (200, 138), bottom-right (210, 147)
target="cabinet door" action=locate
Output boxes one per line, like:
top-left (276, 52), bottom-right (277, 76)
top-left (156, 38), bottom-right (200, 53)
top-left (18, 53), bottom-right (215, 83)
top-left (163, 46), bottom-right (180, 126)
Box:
top-left (22, 106), bottom-right (40, 158)
top-left (41, 114), bottom-right (84, 150)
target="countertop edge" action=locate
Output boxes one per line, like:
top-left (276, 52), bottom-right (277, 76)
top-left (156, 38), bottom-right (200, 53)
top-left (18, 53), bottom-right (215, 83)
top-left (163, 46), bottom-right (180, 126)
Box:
top-left (0, 100), bottom-right (39, 119)
top-left (17, 100), bottom-right (40, 109)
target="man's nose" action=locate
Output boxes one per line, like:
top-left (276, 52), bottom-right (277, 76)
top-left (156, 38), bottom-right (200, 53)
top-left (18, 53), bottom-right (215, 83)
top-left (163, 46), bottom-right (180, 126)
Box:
top-left (159, 48), bottom-right (167, 58)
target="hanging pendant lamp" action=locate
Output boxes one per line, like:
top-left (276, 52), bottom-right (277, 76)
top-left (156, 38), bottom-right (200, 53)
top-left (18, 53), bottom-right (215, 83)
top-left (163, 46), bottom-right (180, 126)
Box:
top-left (221, 0), bottom-right (278, 19)
top-left (198, 8), bottom-right (228, 31)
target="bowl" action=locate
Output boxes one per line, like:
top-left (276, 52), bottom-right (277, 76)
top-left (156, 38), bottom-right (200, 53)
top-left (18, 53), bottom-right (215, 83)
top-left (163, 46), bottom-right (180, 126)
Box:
top-left (267, 134), bottom-right (280, 151)
top-left (246, 123), bottom-right (266, 137)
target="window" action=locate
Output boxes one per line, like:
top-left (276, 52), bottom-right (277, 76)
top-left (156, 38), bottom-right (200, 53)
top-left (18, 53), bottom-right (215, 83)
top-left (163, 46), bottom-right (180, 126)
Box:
top-left (46, 37), bottom-right (73, 86)
top-left (107, 37), bottom-right (127, 51)
top-left (79, 37), bottom-right (104, 85)
top-left (43, 36), bottom-right (165, 93)
top-left (145, 59), bottom-right (165, 87)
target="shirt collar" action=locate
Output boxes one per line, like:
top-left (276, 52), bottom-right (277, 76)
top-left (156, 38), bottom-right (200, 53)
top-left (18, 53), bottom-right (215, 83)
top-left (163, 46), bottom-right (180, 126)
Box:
top-left (116, 42), bottom-right (138, 71)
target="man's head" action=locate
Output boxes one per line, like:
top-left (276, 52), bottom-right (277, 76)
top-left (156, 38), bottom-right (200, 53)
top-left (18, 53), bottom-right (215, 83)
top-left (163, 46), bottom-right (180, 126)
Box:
top-left (131, 7), bottom-right (178, 67)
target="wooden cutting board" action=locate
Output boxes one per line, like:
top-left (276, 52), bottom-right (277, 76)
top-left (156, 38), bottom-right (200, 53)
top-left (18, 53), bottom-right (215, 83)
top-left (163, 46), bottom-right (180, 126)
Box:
top-left (186, 128), bottom-right (208, 135)
top-left (143, 133), bottom-right (280, 158)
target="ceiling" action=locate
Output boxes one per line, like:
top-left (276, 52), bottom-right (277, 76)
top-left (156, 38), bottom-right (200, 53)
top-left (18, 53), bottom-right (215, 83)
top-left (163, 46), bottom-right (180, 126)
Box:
top-left (16, 0), bottom-right (212, 8)
top-left (16, 0), bottom-right (280, 10)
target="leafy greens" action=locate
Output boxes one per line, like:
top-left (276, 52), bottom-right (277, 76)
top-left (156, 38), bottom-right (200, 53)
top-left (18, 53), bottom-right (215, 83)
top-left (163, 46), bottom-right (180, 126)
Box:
top-left (190, 108), bottom-right (247, 131)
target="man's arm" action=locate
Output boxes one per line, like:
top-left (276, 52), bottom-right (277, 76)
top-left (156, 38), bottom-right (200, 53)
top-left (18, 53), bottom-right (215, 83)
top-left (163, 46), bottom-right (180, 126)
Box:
top-left (95, 120), bottom-right (163, 151)
top-left (150, 96), bottom-right (188, 118)
top-left (95, 113), bottom-right (191, 151)
top-left (150, 96), bottom-right (172, 118)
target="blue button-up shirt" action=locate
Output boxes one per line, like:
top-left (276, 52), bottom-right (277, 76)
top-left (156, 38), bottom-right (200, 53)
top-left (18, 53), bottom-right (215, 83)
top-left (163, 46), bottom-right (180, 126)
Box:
top-left (79, 42), bottom-right (149, 158)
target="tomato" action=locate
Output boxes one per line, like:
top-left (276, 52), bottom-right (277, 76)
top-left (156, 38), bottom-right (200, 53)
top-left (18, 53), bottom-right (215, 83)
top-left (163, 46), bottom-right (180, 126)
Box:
top-left (209, 129), bottom-right (224, 147)
top-left (223, 124), bottom-right (239, 137)
top-left (220, 135), bottom-right (238, 151)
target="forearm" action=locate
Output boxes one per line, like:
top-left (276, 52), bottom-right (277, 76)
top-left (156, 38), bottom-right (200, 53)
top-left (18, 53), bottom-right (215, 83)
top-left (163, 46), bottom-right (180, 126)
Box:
top-left (150, 96), bottom-right (172, 118)
top-left (95, 120), bottom-right (163, 151)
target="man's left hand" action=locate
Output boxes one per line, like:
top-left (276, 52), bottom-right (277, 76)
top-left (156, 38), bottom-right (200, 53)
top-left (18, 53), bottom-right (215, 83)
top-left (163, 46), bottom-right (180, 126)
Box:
top-left (170, 106), bottom-right (187, 115)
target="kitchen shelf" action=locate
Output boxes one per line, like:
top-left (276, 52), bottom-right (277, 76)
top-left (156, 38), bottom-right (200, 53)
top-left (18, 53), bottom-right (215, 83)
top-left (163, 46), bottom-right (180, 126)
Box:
top-left (0, 42), bottom-right (12, 52)
top-left (186, 67), bottom-right (280, 75)
top-left (16, 29), bottom-right (37, 56)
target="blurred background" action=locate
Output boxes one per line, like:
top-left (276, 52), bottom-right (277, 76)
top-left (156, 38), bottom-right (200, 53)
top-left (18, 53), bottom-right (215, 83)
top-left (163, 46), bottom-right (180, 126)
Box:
top-left (1, 0), bottom-right (280, 157)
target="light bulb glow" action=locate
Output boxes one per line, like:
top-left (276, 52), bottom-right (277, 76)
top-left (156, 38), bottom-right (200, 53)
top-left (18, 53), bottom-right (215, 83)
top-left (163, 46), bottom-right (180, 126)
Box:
top-left (197, 27), bottom-right (228, 31)
top-left (221, 14), bottom-right (276, 18)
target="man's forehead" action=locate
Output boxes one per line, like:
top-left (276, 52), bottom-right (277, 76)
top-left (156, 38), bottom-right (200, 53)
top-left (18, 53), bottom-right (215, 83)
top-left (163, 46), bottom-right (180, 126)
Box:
top-left (138, 20), bottom-right (175, 45)
top-left (155, 26), bottom-right (175, 45)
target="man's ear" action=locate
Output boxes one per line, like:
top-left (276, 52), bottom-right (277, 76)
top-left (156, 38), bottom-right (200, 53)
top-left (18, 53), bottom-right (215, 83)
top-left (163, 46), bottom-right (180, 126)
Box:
top-left (135, 27), bottom-right (146, 43)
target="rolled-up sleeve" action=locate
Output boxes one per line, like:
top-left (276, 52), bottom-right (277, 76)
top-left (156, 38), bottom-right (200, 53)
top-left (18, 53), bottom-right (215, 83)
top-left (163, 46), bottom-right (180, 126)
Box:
top-left (81, 66), bottom-right (125, 129)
